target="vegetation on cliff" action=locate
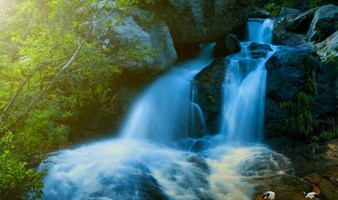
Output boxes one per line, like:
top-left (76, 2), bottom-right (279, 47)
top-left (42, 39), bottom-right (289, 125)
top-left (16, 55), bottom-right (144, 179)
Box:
top-left (0, 0), bottom-right (155, 198)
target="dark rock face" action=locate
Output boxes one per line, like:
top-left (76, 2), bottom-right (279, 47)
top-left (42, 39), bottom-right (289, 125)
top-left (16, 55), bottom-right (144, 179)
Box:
top-left (273, 8), bottom-right (316, 46)
top-left (174, 43), bottom-right (201, 60)
top-left (265, 44), bottom-right (337, 125)
top-left (213, 34), bottom-right (241, 57)
top-left (248, 43), bottom-right (273, 58)
top-left (308, 4), bottom-right (338, 43)
top-left (265, 45), bottom-right (314, 123)
top-left (313, 61), bottom-right (337, 118)
top-left (279, 32), bottom-right (307, 47)
top-left (274, 4), bottom-right (338, 46)
top-left (192, 58), bottom-right (229, 134)
top-left (266, 46), bottom-right (315, 101)
top-left (150, 0), bottom-right (250, 43)
top-left (286, 8), bottom-right (318, 33)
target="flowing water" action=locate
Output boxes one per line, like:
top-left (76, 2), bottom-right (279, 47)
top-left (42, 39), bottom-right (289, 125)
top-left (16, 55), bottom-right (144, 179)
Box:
top-left (120, 44), bottom-right (214, 144)
top-left (247, 18), bottom-right (274, 43)
top-left (219, 42), bottom-right (277, 145)
top-left (40, 19), bottom-right (288, 200)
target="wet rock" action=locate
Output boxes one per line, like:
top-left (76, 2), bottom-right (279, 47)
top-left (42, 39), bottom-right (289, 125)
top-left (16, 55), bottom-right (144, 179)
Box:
top-left (213, 34), bottom-right (241, 57)
top-left (265, 45), bottom-right (314, 124)
top-left (236, 149), bottom-right (290, 177)
top-left (312, 57), bottom-right (337, 118)
top-left (260, 138), bottom-right (338, 200)
top-left (252, 175), bottom-right (314, 200)
top-left (192, 58), bottom-right (229, 134)
top-left (248, 42), bottom-right (273, 58)
top-left (304, 173), bottom-right (338, 200)
top-left (266, 46), bottom-right (314, 100)
top-left (286, 8), bottom-right (317, 33)
top-left (279, 32), bottom-right (307, 46)
top-left (308, 4), bottom-right (338, 43)
top-left (273, 8), bottom-right (316, 46)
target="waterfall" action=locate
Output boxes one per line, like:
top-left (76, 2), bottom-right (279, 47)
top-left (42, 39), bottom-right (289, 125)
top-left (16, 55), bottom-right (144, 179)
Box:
top-left (247, 18), bottom-right (274, 43)
top-left (120, 44), bottom-right (214, 144)
top-left (218, 19), bottom-right (277, 145)
top-left (39, 19), bottom-right (289, 200)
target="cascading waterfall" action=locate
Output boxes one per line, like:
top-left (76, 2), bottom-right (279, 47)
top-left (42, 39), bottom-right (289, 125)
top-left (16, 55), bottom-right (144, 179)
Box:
top-left (40, 18), bottom-right (289, 200)
top-left (219, 42), bottom-right (277, 144)
top-left (247, 18), bottom-right (274, 43)
top-left (120, 44), bottom-right (214, 144)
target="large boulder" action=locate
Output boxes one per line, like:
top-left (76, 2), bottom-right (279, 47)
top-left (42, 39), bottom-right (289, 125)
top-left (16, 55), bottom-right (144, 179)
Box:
top-left (94, 5), bottom-right (177, 72)
top-left (265, 44), bottom-right (337, 124)
top-left (213, 34), bottom-right (241, 57)
top-left (149, 0), bottom-right (250, 44)
top-left (265, 46), bottom-right (315, 123)
top-left (286, 8), bottom-right (318, 33)
top-left (273, 8), bottom-right (316, 46)
top-left (307, 4), bottom-right (338, 43)
top-left (266, 46), bottom-right (315, 101)
top-left (248, 43), bottom-right (273, 58)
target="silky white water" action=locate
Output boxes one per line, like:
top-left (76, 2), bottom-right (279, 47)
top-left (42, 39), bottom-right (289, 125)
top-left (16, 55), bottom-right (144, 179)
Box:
top-left (40, 19), bottom-right (287, 200)
top-left (120, 44), bottom-right (214, 144)
top-left (219, 44), bottom-right (277, 145)
top-left (247, 18), bottom-right (274, 43)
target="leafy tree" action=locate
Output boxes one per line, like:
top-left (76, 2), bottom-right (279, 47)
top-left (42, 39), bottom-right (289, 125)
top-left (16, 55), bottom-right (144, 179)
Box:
top-left (0, 0), bottom-right (155, 198)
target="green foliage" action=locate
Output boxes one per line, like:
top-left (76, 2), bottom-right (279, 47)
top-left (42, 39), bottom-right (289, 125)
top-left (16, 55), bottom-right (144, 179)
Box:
top-left (309, 0), bottom-right (323, 8)
top-left (277, 91), bottom-right (316, 140)
top-left (0, 133), bottom-right (46, 200)
top-left (317, 117), bottom-right (338, 141)
top-left (0, 0), bottom-right (154, 198)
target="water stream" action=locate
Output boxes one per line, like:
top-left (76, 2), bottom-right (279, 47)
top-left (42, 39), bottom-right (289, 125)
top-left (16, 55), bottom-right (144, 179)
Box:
top-left (120, 44), bottom-right (214, 144)
top-left (219, 42), bottom-right (277, 145)
top-left (40, 19), bottom-right (288, 200)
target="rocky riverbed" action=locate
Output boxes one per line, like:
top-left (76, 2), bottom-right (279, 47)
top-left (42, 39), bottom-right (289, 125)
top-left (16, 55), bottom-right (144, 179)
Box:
top-left (252, 138), bottom-right (338, 200)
